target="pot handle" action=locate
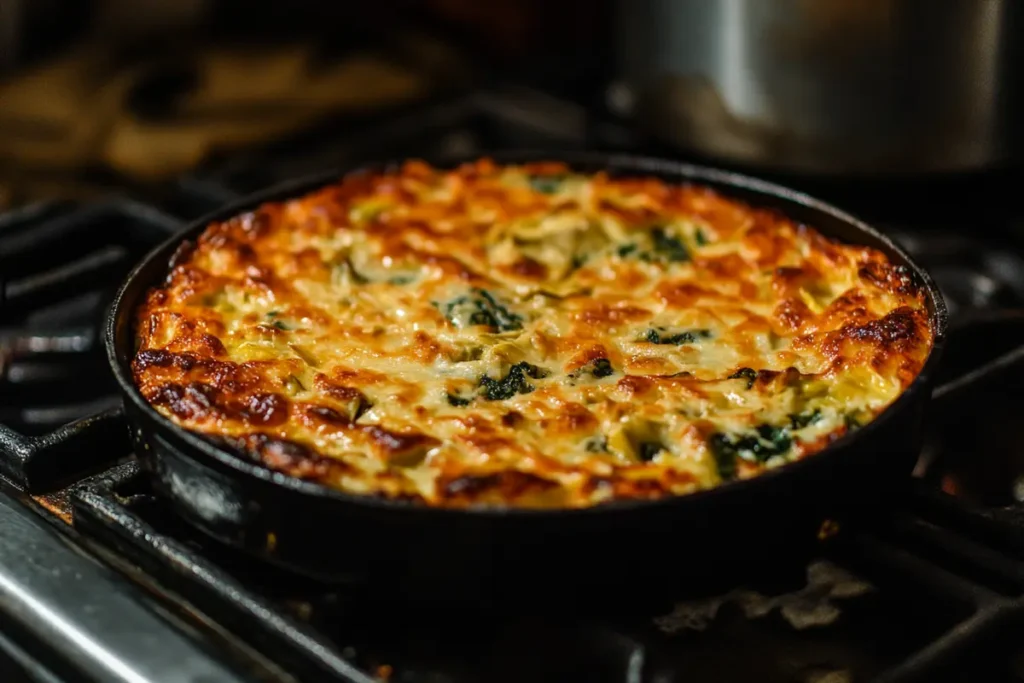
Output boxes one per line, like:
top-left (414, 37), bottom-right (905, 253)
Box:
top-left (928, 309), bottom-right (1024, 413)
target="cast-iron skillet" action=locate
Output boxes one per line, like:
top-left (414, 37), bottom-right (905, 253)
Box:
top-left (107, 152), bottom-right (964, 607)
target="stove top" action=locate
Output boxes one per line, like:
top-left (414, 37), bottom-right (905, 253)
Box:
top-left (3, 86), bottom-right (1024, 683)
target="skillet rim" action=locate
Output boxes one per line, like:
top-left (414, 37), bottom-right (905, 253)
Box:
top-left (105, 150), bottom-right (950, 518)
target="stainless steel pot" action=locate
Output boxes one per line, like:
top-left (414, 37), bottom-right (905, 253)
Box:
top-left (611, 0), bottom-right (1023, 176)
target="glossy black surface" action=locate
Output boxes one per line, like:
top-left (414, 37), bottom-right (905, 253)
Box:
top-left (0, 486), bottom-right (247, 683)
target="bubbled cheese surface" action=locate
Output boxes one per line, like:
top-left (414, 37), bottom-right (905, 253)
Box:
top-left (132, 160), bottom-right (934, 508)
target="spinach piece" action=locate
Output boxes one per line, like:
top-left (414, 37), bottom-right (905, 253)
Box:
top-left (789, 409), bottom-right (822, 430)
top-left (729, 367), bottom-right (758, 389)
top-left (844, 414), bottom-right (862, 432)
top-left (570, 357), bottom-right (615, 380)
top-left (695, 228), bottom-right (709, 246)
top-left (388, 275), bottom-right (415, 285)
top-left (648, 228), bottom-right (690, 263)
top-left (528, 175), bottom-right (565, 194)
top-left (708, 424), bottom-right (794, 479)
top-left (590, 358), bottom-right (614, 378)
top-left (637, 442), bottom-right (664, 462)
top-left (479, 362), bottom-right (549, 401)
top-left (442, 289), bottom-right (523, 332)
top-left (584, 436), bottom-right (609, 453)
top-left (265, 311), bottom-right (292, 331)
top-left (620, 230), bottom-right (690, 264)
top-left (752, 424), bottom-right (793, 456)
top-left (617, 243), bottom-right (638, 258)
top-left (645, 328), bottom-right (711, 345)
top-left (446, 392), bottom-right (473, 407)
top-left (709, 435), bottom-right (739, 480)
top-left (570, 253), bottom-right (588, 270)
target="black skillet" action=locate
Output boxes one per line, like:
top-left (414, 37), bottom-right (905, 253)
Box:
top-left (107, 151), bottom-right (990, 608)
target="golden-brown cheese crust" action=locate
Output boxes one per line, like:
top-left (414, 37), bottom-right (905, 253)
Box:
top-left (132, 159), bottom-right (934, 508)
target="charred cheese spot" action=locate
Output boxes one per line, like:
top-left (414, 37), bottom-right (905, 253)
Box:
top-left (133, 160), bottom-right (934, 508)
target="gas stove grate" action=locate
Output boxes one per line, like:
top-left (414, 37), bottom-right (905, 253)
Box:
top-left (0, 199), bottom-right (183, 489)
top-left (72, 463), bottom-right (377, 683)
top-left (68, 458), bottom-right (1024, 683)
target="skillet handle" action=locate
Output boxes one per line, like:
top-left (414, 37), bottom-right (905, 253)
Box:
top-left (928, 309), bottom-right (1024, 413)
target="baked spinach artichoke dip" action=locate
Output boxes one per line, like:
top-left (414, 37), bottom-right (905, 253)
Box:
top-left (132, 159), bottom-right (934, 508)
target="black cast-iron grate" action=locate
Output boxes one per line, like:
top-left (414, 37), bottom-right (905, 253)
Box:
top-left (67, 462), bottom-right (1024, 683)
top-left (0, 199), bottom-right (183, 489)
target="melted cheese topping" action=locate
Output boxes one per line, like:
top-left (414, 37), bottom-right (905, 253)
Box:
top-left (132, 159), bottom-right (934, 508)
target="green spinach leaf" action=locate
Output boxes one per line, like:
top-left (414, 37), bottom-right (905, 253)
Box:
top-left (479, 362), bottom-right (549, 401)
top-left (729, 367), bottom-right (758, 389)
top-left (645, 328), bottom-right (711, 345)
top-left (442, 289), bottom-right (523, 332)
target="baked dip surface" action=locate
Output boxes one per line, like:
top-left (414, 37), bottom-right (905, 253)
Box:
top-left (132, 160), bottom-right (934, 508)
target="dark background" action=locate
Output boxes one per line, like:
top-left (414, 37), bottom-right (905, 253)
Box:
top-left (0, 0), bottom-right (610, 209)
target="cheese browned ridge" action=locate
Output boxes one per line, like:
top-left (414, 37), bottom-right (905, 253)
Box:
top-left (132, 159), bottom-right (934, 508)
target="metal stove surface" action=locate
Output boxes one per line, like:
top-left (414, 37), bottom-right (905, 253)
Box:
top-left (2, 86), bottom-right (1024, 683)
